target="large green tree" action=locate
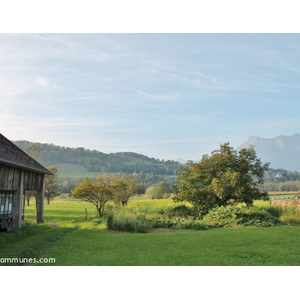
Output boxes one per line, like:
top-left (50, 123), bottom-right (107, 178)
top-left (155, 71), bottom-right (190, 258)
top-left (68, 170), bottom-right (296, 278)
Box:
top-left (172, 143), bottom-right (269, 215)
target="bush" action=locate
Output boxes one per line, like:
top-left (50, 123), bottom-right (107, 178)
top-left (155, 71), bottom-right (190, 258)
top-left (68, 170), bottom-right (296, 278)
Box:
top-left (166, 205), bottom-right (193, 218)
top-left (202, 206), bottom-right (282, 227)
top-left (280, 206), bottom-right (300, 225)
top-left (179, 220), bottom-right (208, 230)
top-left (266, 206), bottom-right (283, 218)
top-left (106, 213), bottom-right (152, 233)
top-left (150, 217), bottom-right (208, 230)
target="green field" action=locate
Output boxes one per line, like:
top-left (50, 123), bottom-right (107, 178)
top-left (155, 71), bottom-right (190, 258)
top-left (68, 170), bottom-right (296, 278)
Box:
top-left (55, 163), bottom-right (97, 178)
top-left (1, 196), bottom-right (300, 266)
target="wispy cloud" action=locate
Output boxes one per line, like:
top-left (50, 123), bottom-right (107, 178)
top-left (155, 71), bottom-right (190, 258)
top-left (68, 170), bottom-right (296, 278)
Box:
top-left (135, 89), bottom-right (181, 102)
top-left (1, 33), bottom-right (300, 160)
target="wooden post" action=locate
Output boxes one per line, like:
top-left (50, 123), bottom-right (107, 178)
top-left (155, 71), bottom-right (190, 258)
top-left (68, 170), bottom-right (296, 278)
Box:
top-left (85, 208), bottom-right (88, 220)
top-left (11, 170), bottom-right (24, 231)
top-left (36, 174), bottom-right (45, 224)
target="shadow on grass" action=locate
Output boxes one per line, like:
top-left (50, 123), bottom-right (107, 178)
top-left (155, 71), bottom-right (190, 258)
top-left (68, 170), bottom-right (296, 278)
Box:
top-left (0, 223), bottom-right (74, 266)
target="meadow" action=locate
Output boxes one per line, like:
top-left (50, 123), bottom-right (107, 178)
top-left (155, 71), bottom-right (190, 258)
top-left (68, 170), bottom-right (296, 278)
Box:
top-left (1, 195), bottom-right (300, 266)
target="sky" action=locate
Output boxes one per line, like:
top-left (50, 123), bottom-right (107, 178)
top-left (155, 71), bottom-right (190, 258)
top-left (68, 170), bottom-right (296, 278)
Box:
top-left (1, 33), bottom-right (300, 161)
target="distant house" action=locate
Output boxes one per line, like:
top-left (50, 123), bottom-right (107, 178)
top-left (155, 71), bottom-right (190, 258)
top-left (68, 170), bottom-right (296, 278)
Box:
top-left (0, 133), bottom-right (52, 232)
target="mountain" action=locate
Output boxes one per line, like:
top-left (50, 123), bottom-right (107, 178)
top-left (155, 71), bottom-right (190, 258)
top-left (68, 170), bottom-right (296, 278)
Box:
top-left (175, 158), bottom-right (187, 164)
top-left (237, 133), bottom-right (300, 171)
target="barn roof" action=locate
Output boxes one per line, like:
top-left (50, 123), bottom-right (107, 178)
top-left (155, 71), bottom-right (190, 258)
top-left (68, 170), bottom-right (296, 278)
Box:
top-left (0, 133), bottom-right (52, 175)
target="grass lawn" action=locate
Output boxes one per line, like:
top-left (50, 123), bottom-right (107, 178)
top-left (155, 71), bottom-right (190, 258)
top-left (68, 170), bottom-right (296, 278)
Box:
top-left (1, 196), bottom-right (300, 266)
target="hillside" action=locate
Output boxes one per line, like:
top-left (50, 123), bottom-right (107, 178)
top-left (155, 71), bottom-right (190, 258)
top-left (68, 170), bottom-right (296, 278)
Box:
top-left (13, 140), bottom-right (182, 177)
top-left (238, 133), bottom-right (300, 171)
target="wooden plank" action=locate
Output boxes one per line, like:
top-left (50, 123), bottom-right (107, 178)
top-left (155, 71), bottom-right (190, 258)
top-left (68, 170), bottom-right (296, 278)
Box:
top-left (37, 173), bottom-right (43, 190)
top-left (0, 166), bottom-right (6, 189)
top-left (0, 165), bottom-right (16, 190)
top-left (23, 170), bottom-right (41, 191)
top-left (11, 170), bottom-right (24, 231)
top-left (13, 168), bottom-right (20, 190)
top-left (25, 171), bottom-right (30, 190)
top-left (7, 168), bottom-right (14, 189)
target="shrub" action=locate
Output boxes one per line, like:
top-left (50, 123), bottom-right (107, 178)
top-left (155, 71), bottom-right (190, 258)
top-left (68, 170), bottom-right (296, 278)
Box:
top-left (265, 206), bottom-right (283, 218)
top-left (106, 213), bottom-right (152, 233)
top-left (179, 220), bottom-right (208, 230)
top-left (106, 212), bottom-right (114, 229)
top-left (150, 217), bottom-right (208, 230)
top-left (202, 206), bottom-right (282, 227)
top-left (166, 205), bottom-right (193, 218)
top-left (150, 217), bottom-right (178, 229)
top-left (280, 206), bottom-right (300, 225)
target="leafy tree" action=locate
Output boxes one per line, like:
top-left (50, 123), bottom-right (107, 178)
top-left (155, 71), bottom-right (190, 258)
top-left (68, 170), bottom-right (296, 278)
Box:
top-left (145, 186), bottom-right (155, 199)
top-left (172, 143), bottom-right (269, 215)
top-left (71, 173), bottom-right (115, 217)
top-left (152, 181), bottom-right (171, 199)
top-left (112, 175), bottom-right (145, 206)
top-left (45, 166), bottom-right (60, 204)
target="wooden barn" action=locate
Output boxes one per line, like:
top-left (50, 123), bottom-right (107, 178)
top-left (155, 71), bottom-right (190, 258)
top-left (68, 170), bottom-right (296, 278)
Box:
top-left (0, 133), bottom-right (52, 232)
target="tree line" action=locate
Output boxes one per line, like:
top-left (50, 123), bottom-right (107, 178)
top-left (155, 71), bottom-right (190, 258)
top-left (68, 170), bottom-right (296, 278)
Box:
top-left (261, 181), bottom-right (300, 192)
top-left (264, 169), bottom-right (300, 182)
top-left (15, 140), bottom-right (182, 175)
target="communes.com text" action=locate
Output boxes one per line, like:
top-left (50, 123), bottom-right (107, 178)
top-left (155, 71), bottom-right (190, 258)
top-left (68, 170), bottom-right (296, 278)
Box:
top-left (0, 257), bottom-right (55, 264)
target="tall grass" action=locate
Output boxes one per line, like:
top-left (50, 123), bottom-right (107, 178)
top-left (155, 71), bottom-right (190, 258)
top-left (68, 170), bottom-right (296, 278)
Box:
top-left (254, 200), bottom-right (300, 225)
top-left (125, 198), bottom-right (181, 215)
top-left (106, 213), bottom-right (152, 233)
top-left (280, 207), bottom-right (300, 225)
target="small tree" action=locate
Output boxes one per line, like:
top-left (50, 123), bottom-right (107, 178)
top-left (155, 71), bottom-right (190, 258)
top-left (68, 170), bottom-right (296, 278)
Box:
top-left (25, 191), bottom-right (35, 206)
top-left (45, 166), bottom-right (60, 204)
top-left (152, 181), bottom-right (171, 199)
top-left (172, 143), bottom-right (269, 215)
top-left (112, 175), bottom-right (144, 207)
top-left (145, 186), bottom-right (155, 199)
top-left (71, 173), bottom-right (114, 217)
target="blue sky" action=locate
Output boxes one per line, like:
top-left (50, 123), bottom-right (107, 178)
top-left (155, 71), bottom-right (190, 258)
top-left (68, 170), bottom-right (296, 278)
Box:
top-left (1, 33), bottom-right (300, 161)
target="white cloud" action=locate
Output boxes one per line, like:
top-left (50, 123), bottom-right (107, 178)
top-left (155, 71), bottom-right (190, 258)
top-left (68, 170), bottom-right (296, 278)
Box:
top-left (33, 76), bottom-right (51, 88)
top-left (1, 33), bottom-right (300, 161)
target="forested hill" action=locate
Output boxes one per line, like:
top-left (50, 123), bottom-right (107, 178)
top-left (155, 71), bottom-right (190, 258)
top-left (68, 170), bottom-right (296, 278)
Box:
top-left (14, 140), bottom-right (183, 176)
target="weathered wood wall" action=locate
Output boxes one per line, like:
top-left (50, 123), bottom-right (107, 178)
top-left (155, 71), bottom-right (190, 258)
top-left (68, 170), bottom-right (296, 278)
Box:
top-left (0, 165), bottom-right (20, 190)
top-left (0, 164), bottom-right (45, 230)
top-left (0, 165), bottom-right (44, 191)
